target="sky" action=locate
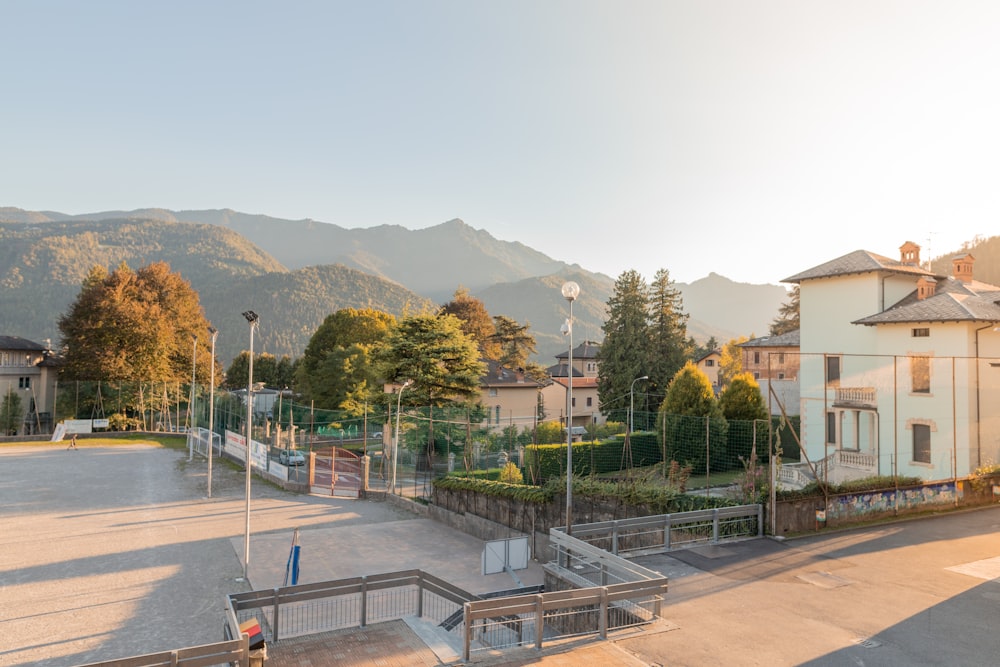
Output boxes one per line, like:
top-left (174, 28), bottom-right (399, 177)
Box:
top-left (3, 1), bottom-right (1000, 287)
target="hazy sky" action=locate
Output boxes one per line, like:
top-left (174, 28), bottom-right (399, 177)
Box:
top-left (4, 1), bottom-right (999, 286)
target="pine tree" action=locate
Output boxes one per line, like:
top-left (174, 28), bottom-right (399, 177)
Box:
top-left (647, 269), bottom-right (691, 410)
top-left (439, 288), bottom-right (499, 360)
top-left (597, 270), bottom-right (650, 420)
top-left (491, 315), bottom-right (537, 370)
top-left (770, 285), bottom-right (800, 335)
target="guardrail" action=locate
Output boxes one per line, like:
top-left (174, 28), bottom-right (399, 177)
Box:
top-left (555, 504), bottom-right (763, 559)
top-left (226, 569), bottom-right (476, 644)
top-left (75, 636), bottom-right (248, 667)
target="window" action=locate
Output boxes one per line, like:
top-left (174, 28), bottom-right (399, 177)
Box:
top-left (913, 424), bottom-right (931, 463)
top-left (488, 388), bottom-right (498, 397)
top-left (778, 372), bottom-right (785, 380)
top-left (754, 351), bottom-right (760, 364)
top-left (826, 356), bottom-right (841, 385)
top-left (586, 397), bottom-right (593, 407)
top-left (912, 328), bottom-right (930, 337)
top-left (705, 359), bottom-right (715, 367)
top-left (753, 371), bottom-right (760, 380)
top-left (571, 397), bottom-right (576, 408)
top-left (910, 356), bottom-right (930, 394)
top-left (18, 377), bottom-right (30, 389)
top-left (826, 411), bottom-right (837, 445)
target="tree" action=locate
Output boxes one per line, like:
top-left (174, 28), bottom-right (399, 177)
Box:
top-left (719, 372), bottom-right (768, 421)
top-left (491, 315), bottom-right (537, 370)
top-left (719, 336), bottom-right (748, 388)
top-left (0, 387), bottom-right (23, 435)
top-left (647, 269), bottom-right (691, 408)
top-left (658, 361), bottom-right (727, 472)
top-left (439, 288), bottom-right (498, 359)
top-left (597, 270), bottom-right (650, 421)
top-left (377, 314), bottom-right (485, 464)
top-left (294, 308), bottom-right (395, 410)
top-left (58, 261), bottom-right (215, 383)
top-left (770, 285), bottom-right (800, 336)
top-left (225, 352), bottom-right (299, 391)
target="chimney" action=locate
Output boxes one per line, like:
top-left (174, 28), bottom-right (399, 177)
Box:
top-left (916, 276), bottom-right (936, 300)
top-left (899, 241), bottom-right (921, 266)
top-left (952, 253), bottom-right (974, 283)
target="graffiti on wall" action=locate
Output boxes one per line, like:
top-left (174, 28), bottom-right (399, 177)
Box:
top-left (825, 482), bottom-right (959, 520)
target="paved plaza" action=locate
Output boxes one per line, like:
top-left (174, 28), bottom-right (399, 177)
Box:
top-left (4, 442), bottom-right (1000, 667)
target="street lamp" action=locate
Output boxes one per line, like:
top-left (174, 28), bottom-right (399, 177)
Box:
top-left (391, 379), bottom-right (413, 494)
top-left (630, 375), bottom-right (649, 435)
top-left (207, 326), bottom-right (218, 498)
top-left (240, 310), bottom-right (259, 582)
top-left (561, 280), bottom-right (580, 535)
top-left (188, 334), bottom-right (197, 461)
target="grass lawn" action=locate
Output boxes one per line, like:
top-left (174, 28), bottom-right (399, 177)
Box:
top-left (0, 433), bottom-right (188, 449)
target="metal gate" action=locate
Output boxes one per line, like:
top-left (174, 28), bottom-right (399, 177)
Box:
top-left (310, 447), bottom-right (362, 497)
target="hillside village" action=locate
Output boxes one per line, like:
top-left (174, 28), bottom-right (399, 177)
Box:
top-left (5, 237), bottom-right (1000, 494)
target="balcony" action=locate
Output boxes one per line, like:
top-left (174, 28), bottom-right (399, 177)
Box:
top-left (833, 386), bottom-right (877, 409)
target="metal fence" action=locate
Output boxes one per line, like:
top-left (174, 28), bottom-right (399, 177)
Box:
top-left (555, 504), bottom-right (764, 559)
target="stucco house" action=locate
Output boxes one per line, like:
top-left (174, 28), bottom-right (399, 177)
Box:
top-left (782, 241), bottom-right (1000, 487)
top-left (544, 340), bottom-right (604, 430)
top-left (739, 330), bottom-right (800, 416)
top-left (694, 349), bottom-right (723, 393)
top-left (478, 359), bottom-right (544, 431)
top-left (0, 335), bottom-right (59, 434)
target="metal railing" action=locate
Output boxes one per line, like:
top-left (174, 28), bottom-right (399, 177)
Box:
top-left (226, 569), bottom-right (475, 644)
top-left (554, 504), bottom-right (763, 559)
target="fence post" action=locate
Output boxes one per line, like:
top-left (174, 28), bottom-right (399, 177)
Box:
top-left (757, 504), bottom-right (764, 537)
top-left (417, 572), bottom-right (424, 618)
top-left (535, 594), bottom-right (545, 651)
top-left (360, 575), bottom-right (368, 627)
top-left (664, 514), bottom-right (672, 551)
top-left (599, 587), bottom-right (609, 639)
top-left (272, 588), bottom-right (281, 643)
top-left (612, 520), bottom-right (619, 555)
top-left (463, 602), bottom-right (472, 662)
top-left (712, 508), bottom-right (720, 543)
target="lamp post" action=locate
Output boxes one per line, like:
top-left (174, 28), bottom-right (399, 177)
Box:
top-left (240, 310), bottom-right (259, 582)
top-left (207, 326), bottom-right (218, 498)
top-left (391, 379), bottom-right (413, 494)
top-left (561, 280), bottom-right (580, 535)
top-left (630, 375), bottom-right (649, 435)
top-left (188, 334), bottom-right (197, 461)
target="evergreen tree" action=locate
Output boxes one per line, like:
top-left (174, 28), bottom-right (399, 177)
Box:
top-left (647, 268), bottom-right (691, 409)
top-left (770, 285), bottom-right (800, 336)
top-left (491, 315), bottom-right (537, 370)
top-left (658, 361), bottom-right (727, 472)
top-left (597, 270), bottom-right (650, 421)
top-left (719, 372), bottom-right (768, 421)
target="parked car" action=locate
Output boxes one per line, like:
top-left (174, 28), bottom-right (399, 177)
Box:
top-left (279, 449), bottom-right (305, 466)
top-left (371, 432), bottom-right (382, 440)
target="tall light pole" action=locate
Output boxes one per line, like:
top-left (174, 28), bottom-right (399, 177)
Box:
top-left (630, 375), bottom-right (649, 435)
top-left (391, 379), bottom-right (413, 494)
top-left (207, 326), bottom-right (218, 498)
top-left (561, 280), bottom-right (580, 535)
top-left (240, 310), bottom-right (259, 582)
top-left (188, 334), bottom-right (197, 461)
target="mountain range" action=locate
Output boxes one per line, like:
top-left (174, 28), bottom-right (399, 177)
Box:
top-left (0, 207), bottom-right (792, 365)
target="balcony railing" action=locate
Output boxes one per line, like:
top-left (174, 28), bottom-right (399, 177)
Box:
top-left (833, 386), bottom-right (877, 408)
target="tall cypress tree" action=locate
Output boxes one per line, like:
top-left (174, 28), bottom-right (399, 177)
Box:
top-left (647, 268), bottom-right (691, 410)
top-left (597, 270), bottom-right (650, 421)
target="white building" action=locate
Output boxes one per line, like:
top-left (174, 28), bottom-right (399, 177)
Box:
top-left (783, 242), bottom-right (1000, 485)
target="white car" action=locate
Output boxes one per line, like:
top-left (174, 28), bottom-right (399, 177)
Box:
top-left (279, 449), bottom-right (306, 466)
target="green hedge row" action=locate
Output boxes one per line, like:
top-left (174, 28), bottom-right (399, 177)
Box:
top-left (524, 433), bottom-right (662, 481)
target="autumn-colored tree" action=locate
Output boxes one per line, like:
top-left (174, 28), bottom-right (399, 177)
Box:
top-left (719, 336), bottom-right (748, 388)
top-left (58, 262), bottom-right (216, 383)
top-left (439, 288), bottom-right (498, 359)
top-left (719, 372), bottom-right (768, 421)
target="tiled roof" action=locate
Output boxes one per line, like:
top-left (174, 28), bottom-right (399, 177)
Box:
top-left (783, 250), bottom-right (935, 283)
top-left (546, 362), bottom-right (584, 378)
top-left (555, 340), bottom-right (601, 360)
top-left (550, 376), bottom-right (598, 389)
top-left (480, 359), bottom-right (542, 387)
top-left (0, 336), bottom-right (46, 352)
top-left (854, 277), bottom-right (1000, 325)
top-left (740, 329), bottom-right (800, 348)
